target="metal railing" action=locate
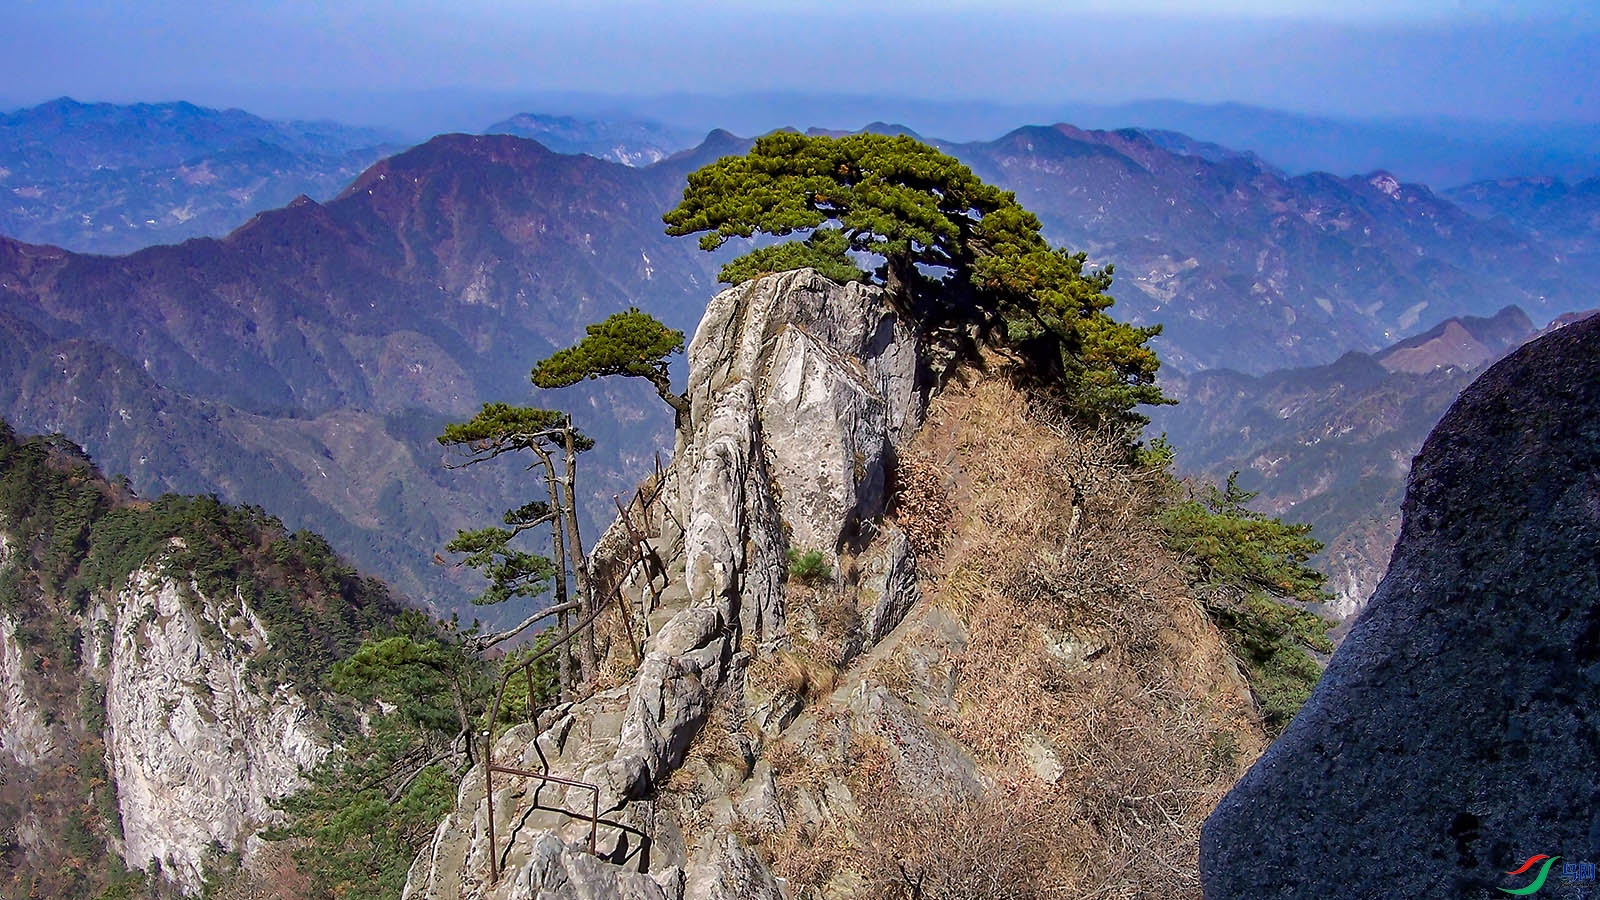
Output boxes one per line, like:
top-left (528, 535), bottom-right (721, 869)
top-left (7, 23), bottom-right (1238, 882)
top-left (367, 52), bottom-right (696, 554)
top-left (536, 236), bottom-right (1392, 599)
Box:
top-left (481, 454), bottom-right (673, 882)
top-left (590, 452), bottom-right (675, 651)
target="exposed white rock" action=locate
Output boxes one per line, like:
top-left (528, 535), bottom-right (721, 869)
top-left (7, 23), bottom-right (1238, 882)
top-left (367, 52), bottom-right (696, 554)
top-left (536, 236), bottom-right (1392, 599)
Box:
top-left (0, 612), bottom-right (54, 768)
top-left (0, 531), bottom-right (56, 770)
top-left (105, 568), bottom-right (328, 894)
top-left (684, 835), bottom-right (786, 900)
top-left (684, 268), bottom-right (926, 562)
top-left (858, 527), bottom-right (919, 649)
top-left (511, 832), bottom-right (684, 900)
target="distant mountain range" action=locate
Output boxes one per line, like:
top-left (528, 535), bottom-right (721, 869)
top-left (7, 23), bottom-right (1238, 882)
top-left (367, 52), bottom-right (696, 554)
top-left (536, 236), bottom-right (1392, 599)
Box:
top-left (944, 124), bottom-right (1594, 372)
top-left (3, 103), bottom-right (1599, 615)
top-left (0, 98), bottom-right (398, 254)
top-left (1066, 101), bottom-right (1600, 189)
top-left (1446, 176), bottom-right (1600, 261)
top-left (1150, 306), bottom-right (1597, 621)
top-left (448, 94), bottom-right (1600, 187)
top-left (482, 113), bottom-right (693, 166)
top-left (0, 134), bottom-right (721, 613)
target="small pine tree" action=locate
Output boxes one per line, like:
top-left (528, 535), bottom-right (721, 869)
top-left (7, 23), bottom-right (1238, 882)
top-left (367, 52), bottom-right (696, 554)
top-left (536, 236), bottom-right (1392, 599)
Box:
top-left (1160, 472), bottom-right (1333, 733)
top-left (531, 308), bottom-right (688, 422)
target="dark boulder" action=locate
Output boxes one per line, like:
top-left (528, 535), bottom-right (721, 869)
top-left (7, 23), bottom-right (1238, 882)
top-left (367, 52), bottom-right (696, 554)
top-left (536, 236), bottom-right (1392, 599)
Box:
top-left (1201, 313), bottom-right (1600, 899)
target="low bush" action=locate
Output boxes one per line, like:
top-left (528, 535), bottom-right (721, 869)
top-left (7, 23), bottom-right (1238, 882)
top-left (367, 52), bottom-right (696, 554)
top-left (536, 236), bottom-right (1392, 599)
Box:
top-left (785, 547), bottom-right (830, 585)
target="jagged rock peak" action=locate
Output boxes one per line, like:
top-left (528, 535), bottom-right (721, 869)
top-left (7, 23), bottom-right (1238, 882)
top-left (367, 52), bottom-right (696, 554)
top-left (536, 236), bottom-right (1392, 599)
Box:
top-left (1201, 313), bottom-right (1600, 898)
top-left (404, 268), bottom-right (933, 898)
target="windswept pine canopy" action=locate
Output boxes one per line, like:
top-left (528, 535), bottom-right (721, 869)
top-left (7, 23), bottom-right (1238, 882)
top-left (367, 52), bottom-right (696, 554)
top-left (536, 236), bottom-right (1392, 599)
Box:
top-left (663, 131), bottom-right (1169, 428)
top-left (531, 308), bottom-right (688, 420)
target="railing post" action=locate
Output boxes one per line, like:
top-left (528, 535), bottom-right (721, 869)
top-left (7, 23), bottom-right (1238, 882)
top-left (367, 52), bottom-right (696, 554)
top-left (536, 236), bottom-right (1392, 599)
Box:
top-left (485, 672), bottom-right (509, 882)
top-left (481, 466), bottom-right (672, 882)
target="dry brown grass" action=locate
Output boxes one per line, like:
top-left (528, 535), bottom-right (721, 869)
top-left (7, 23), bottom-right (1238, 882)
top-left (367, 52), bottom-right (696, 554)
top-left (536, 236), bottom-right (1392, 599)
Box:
top-left (686, 703), bottom-right (751, 781)
top-left (891, 449), bottom-right (955, 558)
top-left (761, 722), bottom-right (1069, 900)
top-left (814, 594), bottom-right (861, 645)
top-left (746, 648), bottom-right (840, 704)
top-left (864, 642), bottom-right (917, 700)
top-left (740, 712), bottom-right (867, 897)
top-left (857, 788), bottom-right (1062, 900)
top-left (728, 366), bottom-right (1262, 899)
top-left (875, 367), bottom-right (1264, 899)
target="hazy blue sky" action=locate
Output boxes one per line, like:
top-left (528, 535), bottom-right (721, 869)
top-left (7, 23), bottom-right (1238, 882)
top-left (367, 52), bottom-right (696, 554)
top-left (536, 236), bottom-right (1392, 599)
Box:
top-left (3, 0), bottom-right (1596, 133)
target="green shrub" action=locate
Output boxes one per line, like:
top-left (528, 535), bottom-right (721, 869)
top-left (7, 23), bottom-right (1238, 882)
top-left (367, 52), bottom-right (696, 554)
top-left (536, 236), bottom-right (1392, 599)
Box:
top-left (718, 229), bottom-right (868, 286)
top-left (786, 547), bottom-right (831, 585)
top-left (1160, 472), bottom-right (1333, 734)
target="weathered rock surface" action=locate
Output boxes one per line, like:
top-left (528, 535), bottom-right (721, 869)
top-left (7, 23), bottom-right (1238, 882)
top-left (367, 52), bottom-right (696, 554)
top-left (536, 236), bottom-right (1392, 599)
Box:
top-left (105, 568), bottom-right (328, 894)
top-left (1201, 313), bottom-right (1600, 898)
top-left (405, 269), bottom-right (934, 898)
top-left (0, 529), bottom-right (54, 769)
top-left (0, 611), bottom-right (53, 768)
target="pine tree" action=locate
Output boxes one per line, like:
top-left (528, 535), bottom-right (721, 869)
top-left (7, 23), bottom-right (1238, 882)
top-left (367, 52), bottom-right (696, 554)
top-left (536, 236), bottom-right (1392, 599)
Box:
top-left (531, 308), bottom-right (688, 424)
top-left (436, 403), bottom-right (597, 683)
top-left (661, 131), bottom-right (1169, 428)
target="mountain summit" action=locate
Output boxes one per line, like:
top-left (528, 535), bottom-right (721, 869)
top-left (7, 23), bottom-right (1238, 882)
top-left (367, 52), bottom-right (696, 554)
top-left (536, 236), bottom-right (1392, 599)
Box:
top-left (403, 268), bottom-right (1268, 899)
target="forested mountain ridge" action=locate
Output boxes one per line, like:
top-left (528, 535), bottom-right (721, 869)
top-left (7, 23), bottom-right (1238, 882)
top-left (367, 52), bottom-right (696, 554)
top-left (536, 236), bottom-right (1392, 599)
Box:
top-left (0, 120), bottom-right (1452, 898)
top-left (0, 133), bottom-right (724, 610)
top-left (1150, 306), bottom-right (1581, 621)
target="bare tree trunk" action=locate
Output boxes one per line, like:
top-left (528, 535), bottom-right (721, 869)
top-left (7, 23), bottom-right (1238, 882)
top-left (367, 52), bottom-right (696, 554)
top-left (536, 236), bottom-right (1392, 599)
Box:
top-left (649, 371), bottom-right (690, 431)
top-left (534, 446), bottom-right (573, 701)
top-left (883, 253), bottom-right (920, 319)
top-left (461, 600), bottom-right (578, 654)
top-left (561, 417), bottom-right (599, 682)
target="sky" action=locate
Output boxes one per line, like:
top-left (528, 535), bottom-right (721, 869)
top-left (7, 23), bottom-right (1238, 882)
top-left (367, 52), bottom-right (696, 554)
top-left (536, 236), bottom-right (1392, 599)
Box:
top-left (2, 0), bottom-right (1597, 135)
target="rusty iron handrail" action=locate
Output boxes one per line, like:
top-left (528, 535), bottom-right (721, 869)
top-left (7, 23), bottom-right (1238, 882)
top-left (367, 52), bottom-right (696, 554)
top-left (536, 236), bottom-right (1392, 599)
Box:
top-left (591, 454), bottom-right (671, 657)
top-left (482, 462), bottom-right (671, 882)
top-left (485, 762), bottom-right (601, 874)
top-left (483, 597), bottom-right (610, 881)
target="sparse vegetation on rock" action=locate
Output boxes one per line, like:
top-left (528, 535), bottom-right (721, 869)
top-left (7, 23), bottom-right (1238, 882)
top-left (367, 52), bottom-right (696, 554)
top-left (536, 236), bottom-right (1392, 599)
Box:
top-left (785, 548), bottom-right (830, 585)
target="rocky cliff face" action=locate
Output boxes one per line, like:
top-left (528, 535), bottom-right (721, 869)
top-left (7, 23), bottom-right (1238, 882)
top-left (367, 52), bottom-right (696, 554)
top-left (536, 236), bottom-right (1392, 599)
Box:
top-left (0, 538), bottom-right (334, 895)
top-left (406, 269), bottom-right (1264, 899)
top-left (0, 611), bottom-right (55, 768)
top-left (1, 529), bottom-right (55, 770)
top-left (0, 426), bottom-right (404, 898)
top-left (404, 269), bottom-right (932, 899)
top-left (102, 567), bottom-right (329, 894)
top-left (1201, 313), bottom-right (1600, 898)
